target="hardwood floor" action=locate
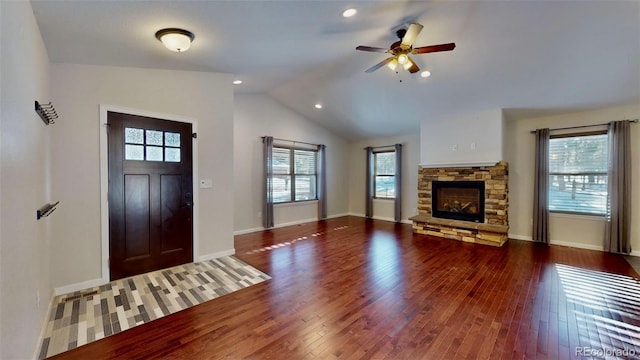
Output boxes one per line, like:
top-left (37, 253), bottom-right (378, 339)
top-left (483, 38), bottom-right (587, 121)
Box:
top-left (50, 216), bottom-right (640, 359)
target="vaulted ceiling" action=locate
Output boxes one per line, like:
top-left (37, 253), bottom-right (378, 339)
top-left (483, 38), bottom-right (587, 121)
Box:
top-left (32, 0), bottom-right (640, 140)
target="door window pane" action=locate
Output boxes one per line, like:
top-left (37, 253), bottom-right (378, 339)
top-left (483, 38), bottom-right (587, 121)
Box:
top-left (146, 130), bottom-right (163, 146)
top-left (146, 146), bottom-right (163, 161)
top-left (125, 128), bottom-right (144, 144)
top-left (125, 144), bottom-right (144, 160)
top-left (165, 132), bottom-right (181, 147)
top-left (165, 148), bottom-right (181, 162)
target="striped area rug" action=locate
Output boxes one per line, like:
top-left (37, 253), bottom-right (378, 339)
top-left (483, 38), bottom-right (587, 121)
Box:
top-left (39, 256), bottom-right (270, 359)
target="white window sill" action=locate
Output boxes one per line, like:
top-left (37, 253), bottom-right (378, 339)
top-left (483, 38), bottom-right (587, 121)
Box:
top-left (274, 200), bottom-right (318, 208)
top-left (550, 212), bottom-right (606, 221)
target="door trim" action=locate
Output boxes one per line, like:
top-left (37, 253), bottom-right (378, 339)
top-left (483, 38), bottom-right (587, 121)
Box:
top-left (99, 104), bottom-right (200, 285)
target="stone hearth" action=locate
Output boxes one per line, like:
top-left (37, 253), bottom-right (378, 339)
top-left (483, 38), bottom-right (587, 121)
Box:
top-left (410, 161), bottom-right (509, 246)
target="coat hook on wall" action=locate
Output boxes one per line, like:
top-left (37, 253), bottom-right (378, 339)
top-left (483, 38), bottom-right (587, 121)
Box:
top-left (37, 201), bottom-right (59, 220)
top-left (35, 101), bottom-right (58, 125)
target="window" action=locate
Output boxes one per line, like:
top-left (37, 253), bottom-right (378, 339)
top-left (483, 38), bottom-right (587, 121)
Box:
top-left (124, 127), bottom-right (181, 162)
top-left (549, 132), bottom-right (608, 215)
top-left (272, 147), bottom-right (317, 203)
top-left (374, 151), bottom-right (395, 199)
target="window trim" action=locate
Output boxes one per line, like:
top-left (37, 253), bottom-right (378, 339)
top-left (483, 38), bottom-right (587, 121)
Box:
top-left (548, 130), bottom-right (608, 216)
top-left (373, 150), bottom-right (396, 200)
top-left (272, 145), bottom-right (318, 204)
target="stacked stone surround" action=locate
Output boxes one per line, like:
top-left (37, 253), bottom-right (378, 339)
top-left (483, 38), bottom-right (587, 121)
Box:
top-left (410, 161), bottom-right (509, 246)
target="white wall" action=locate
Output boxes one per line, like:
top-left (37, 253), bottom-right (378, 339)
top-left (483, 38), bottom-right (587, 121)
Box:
top-left (348, 134), bottom-right (420, 222)
top-left (233, 94), bottom-right (350, 232)
top-left (505, 103), bottom-right (640, 253)
top-left (0, 1), bottom-right (52, 358)
top-left (49, 64), bottom-right (234, 289)
top-left (420, 108), bottom-right (504, 165)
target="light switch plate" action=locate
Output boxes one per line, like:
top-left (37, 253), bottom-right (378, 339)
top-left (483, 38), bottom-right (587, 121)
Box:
top-left (199, 179), bottom-right (213, 189)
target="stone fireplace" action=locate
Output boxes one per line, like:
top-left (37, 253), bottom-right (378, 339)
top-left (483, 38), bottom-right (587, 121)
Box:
top-left (410, 161), bottom-right (509, 246)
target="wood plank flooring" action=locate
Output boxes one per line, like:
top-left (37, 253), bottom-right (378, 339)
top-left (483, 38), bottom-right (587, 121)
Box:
top-left (49, 216), bottom-right (640, 359)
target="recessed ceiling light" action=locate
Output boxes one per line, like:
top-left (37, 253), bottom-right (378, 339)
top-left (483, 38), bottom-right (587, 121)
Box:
top-left (233, 80), bottom-right (243, 85)
top-left (421, 71), bottom-right (432, 78)
top-left (315, 104), bottom-right (323, 109)
top-left (342, 8), bottom-right (357, 18)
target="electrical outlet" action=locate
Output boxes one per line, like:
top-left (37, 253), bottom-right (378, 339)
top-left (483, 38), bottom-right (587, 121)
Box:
top-left (452, 144), bottom-right (458, 151)
top-left (470, 142), bottom-right (476, 150)
top-left (36, 291), bottom-right (40, 309)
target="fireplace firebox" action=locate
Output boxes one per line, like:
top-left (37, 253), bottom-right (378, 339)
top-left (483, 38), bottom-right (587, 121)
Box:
top-left (432, 181), bottom-right (485, 223)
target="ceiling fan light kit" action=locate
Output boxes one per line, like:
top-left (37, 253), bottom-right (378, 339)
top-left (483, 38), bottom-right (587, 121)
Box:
top-left (356, 22), bottom-right (455, 75)
top-left (155, 28), bottom-right (195, 52)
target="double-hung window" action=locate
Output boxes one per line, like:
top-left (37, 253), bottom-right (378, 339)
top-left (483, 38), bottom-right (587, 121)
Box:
top-left (272, 147), bottom-right (317, 203)
top-left (548, 131), bottom-right (608, 215)
top-left (374, 151), bottom-right (396, 199)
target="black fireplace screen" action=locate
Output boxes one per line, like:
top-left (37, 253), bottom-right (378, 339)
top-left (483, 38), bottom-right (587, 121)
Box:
top-left (432, 181), bottom-right (485, 222)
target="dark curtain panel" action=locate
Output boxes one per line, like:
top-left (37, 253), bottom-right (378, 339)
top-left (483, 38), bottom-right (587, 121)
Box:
top-left (605, 120), bottom-right (631, 254)
top-left (262, 136), bottom-right (274, 229)
top-left (317, 144), bottom-right (327, 220)
top-left (365, 147), bottom-right (374, 218)
top-left (533, 128), bottom-right (550, 244)
top-left (394, 144), bottom-right (402, 222)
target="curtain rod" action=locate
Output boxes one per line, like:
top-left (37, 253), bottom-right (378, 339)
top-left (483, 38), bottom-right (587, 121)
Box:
top-left (363, 144), bottom-right (397, 150)
top-left (262, 136), bottom-right (320, 147)
top-left (529, 119), bottom-right (638, 133)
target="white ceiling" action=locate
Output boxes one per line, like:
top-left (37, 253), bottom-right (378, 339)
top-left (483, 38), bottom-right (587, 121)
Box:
top-left (31, 0), bottom-right (640, 140)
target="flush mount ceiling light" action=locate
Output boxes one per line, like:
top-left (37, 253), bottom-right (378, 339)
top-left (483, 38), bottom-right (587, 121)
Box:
top-left (155, 28), bottom-right (195, 52)
top-left (233, 80), bottom-right (243, 85)
top-left (342, 8), bottom-right (357, 18)
top-left (314, 104), bottom-right (323, 109)
top-left (421, 70), bottom-right (431, 78)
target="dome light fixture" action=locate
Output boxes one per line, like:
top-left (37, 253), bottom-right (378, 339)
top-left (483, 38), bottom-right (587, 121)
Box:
top-left (155, 28), bottom-right (195, 53)
top-left (421, 70), bottom-right (431, 78)
top-left (342, 8), bottom-right (357, 18)
top-left (314, 104), bottom-right (323, 109)
top-left (233, 80), bottom-right (243, 85)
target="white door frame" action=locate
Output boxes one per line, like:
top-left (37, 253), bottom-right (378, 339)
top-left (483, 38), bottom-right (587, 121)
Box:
top-left (99, 105), bottom-right (200, 284)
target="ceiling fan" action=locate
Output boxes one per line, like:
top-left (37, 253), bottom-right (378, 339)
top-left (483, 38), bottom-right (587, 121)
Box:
top-left (356, 23), bottom-right (455, 74)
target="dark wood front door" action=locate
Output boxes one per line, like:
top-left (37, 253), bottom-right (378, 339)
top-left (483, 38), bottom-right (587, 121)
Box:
top-left (108, 111), bottom-right (193, 280)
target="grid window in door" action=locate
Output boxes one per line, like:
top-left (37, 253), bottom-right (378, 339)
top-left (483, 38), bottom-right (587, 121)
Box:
top-left (124, 127), bottom-right (181, 162)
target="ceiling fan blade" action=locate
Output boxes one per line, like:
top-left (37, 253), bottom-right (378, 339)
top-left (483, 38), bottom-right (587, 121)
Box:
top-left (407, 56), bottom-right (420, 73)
top-left (365, 57), bottom-right (395, 73)
top-left (412, 43), bottom-right (456, 54)
top-left (400, 23), bottom-right (424, 49)
top-left (356, 46), bottom-right (388, 53)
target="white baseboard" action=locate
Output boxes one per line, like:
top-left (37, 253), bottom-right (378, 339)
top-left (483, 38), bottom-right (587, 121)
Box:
top-left (630, 251), bottom-right (640, 257)
top-left (509, 233), bottom-right (605, 252)
top-left (508, 234), bottom-right (532, 241)
top-left (54, 277), bottom-right (106, 296)
top-left (234, 227), bottom-right (264, 235)
top-left (348, 212), bottom-right (412, 224)
top-left (54, 248), bottom-right (237, 295)
top-left (233, 213), bottom-right (353, 235)
top-left (550, 240), bottom-right (604, 252)
top-left (197, 248), bottom-right (236, 262)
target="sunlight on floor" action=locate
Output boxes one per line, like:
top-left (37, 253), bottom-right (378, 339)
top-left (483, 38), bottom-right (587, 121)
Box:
top-left (555, 263), bottom-right (640, 356)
